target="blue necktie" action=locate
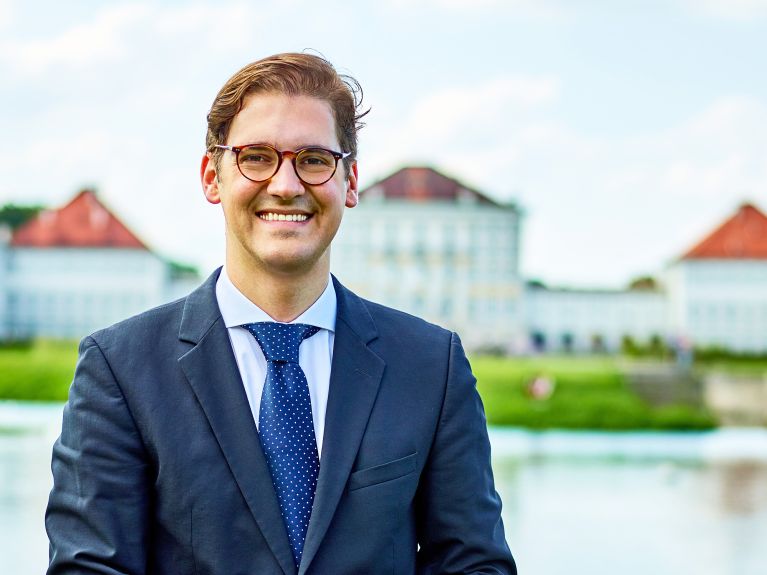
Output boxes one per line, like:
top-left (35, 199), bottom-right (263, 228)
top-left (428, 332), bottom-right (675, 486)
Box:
top-left (242, 322), bottom-right (321, 567)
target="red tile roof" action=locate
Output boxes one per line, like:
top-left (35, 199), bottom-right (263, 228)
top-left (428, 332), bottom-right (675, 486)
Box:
top-left (681, 202), bottom-right (767, 260)
top-left (11, 189), bottom-right (148, 250)
top-left (361, 166), bottom-right (510, 207)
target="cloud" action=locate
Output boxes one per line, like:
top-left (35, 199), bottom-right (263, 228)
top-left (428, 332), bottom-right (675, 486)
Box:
top-left (1, 3), bottom-right (150, 75)
top-left (360, 74), bottom-right (563, 192)
top-left (610, 95), bottom-right (767, 200)
top-left (149, 2), bottom-right (254, 50)
top-left (392, 86), bottom-right (767, 209)
top-left (568, 95), bottom-right (767, 280)
top-left (680, 0), bottom-right (767, 20)
top-left (365, 79), bottom-right (767, 287)
top-left (3, 1), bottom-right (765, 289)
top-left (0, 2), bottom-right (254, 76)
top-left (0, 0), bottom-right (11, 29)
top-left (384, 74), bottom-right (560, 150)
top-left (384, 0), bottom-right (566, 18)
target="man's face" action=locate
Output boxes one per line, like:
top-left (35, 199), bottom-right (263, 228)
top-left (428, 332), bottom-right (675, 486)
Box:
top-left (201, 92), bottom-right (358, 279)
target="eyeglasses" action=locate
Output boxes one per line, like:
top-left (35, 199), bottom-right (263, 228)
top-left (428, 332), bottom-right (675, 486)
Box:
top-left (214, 143), bottom-right (351, 185)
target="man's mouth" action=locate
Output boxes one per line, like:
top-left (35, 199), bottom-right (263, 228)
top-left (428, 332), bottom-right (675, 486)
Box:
top-left (257, 212), bottom-right (310, 222)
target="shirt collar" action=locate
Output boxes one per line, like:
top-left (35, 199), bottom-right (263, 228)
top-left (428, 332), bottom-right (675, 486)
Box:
top-left (216, 266), bottom-right (336, 332)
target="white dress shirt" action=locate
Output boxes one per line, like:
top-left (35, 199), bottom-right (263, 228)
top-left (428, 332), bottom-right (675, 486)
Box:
top-left (215, 267), bottom-right (336, 458)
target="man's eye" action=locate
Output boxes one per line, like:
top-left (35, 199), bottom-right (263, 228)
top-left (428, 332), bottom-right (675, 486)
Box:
top-left (299, 152), bottom-right (333, 167)
top-left (240, 154), bottom-right (270, 164)
top-left (239, 147), bottom-right (277, 165)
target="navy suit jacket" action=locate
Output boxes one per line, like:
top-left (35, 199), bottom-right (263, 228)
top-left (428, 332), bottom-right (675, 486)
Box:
top-left (46, 270), bottom-right (515, 574)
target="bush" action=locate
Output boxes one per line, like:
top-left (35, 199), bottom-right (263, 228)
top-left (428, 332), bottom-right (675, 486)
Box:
top-left (620, 334), bottom-right (670, 360)
top-left (694, 346), bottom-right (767, 363)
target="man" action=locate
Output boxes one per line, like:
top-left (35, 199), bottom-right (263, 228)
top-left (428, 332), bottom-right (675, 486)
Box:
top-left (46, 53), bottom-right (515, 574)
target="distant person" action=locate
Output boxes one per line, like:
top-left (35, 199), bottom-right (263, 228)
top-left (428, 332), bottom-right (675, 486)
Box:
top-left (528, 373), bottom-right (555, 400)
top-left (45, 53), bottom-right (515, 574)
top-left (674, 335), bottom-right (694, 371)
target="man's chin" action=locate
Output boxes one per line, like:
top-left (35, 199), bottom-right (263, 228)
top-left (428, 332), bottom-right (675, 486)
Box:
top-left (256, 250), bottom-right (328, 277)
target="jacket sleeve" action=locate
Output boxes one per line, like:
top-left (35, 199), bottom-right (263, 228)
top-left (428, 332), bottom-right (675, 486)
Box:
top-left (415, 332), bottom-right (517, 575)
top-left (46, 336), bottom-right (150, 575)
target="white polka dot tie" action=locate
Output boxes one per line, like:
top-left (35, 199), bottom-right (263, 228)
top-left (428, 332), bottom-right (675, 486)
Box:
top-left (242, 322), bottom-right (320, 568)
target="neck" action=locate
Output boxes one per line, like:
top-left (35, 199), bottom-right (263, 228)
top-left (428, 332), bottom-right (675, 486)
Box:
top-left (226, 259), bottom-right (330, 323)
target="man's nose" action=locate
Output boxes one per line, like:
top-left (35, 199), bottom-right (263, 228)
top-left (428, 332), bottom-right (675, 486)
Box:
top-left (266, 158), bottom-right (305, 199)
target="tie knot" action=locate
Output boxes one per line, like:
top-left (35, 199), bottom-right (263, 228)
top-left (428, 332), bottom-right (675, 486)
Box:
top-left (242, 322), bottom-right (320, 363)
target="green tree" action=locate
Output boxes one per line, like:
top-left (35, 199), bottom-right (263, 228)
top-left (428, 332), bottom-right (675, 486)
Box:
top-left (621, 334), bottom-right (639, 356)
top-left (0, 203), bottom-right (44, 230)
top-left (627, 275), bottom-right (658, 291)
top-left (648, 333), bottom-right (668, 358)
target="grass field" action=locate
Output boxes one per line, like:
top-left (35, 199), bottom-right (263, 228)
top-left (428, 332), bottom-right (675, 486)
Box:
top-left (0, 341), bottom-right (725, 430)
top-left (471, 355), bottom-right (717, 430)
top-left (0, 340), bottom-right (78, 401)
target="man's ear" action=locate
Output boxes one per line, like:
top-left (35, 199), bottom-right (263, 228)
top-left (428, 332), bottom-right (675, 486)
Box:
top-left (345, 161), bottom-right (359, 208)
top-left (201, 153), bottom-right (221, 204)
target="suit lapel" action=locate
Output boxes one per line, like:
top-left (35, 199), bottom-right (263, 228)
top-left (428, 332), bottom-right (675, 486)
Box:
top-left (177, 270), bottom-right (297, 575)
top-left (299, 278), bottom-right (385, 575)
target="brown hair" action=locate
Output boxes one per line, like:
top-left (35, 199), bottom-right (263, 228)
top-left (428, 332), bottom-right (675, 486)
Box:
top-left (206, 52), bottom-right (367, 171)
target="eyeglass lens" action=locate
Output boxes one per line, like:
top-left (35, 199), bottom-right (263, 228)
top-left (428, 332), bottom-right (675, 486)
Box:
top-left (237, 145), bottom-right (338, 184)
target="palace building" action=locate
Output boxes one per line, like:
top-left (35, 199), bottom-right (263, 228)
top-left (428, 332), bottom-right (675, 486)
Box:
top-left (666, 203), bottom-right (767, 353)
top-left (0, 190), bottom-right (197, 340)
top-left (333, 166), bottom-right (767, 353)
top-left (332, 167), bottom-right (525, 351)
top-left (2, 171), bottom-right (766, 353)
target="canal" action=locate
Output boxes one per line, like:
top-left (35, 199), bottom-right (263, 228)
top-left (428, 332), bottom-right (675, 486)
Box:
top-left (2, 402), bottom-right (767, 574)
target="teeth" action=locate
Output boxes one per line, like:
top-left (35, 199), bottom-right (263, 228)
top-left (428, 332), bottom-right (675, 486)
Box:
top-left (259, 213), bottom-right (308, 222)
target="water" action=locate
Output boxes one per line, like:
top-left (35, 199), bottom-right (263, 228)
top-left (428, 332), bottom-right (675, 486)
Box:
top-left (2, 402), bottom-right (767, 575)
top-left (493, 429), bottom-right (767, 574)
top-left (0, 402), bottom-right (61, 575)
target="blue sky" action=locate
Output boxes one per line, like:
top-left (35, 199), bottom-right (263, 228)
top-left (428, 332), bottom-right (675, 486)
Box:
top-left (2, 0), bottom-right (767, 287)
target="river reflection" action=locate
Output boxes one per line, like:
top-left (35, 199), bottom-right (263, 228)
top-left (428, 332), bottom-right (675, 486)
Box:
top-left (492, 432), bottom-right (767, 575)
top-left (2, 403), bottom-right (767, 575)
top-left (1, 403), bottom-right (58, 575)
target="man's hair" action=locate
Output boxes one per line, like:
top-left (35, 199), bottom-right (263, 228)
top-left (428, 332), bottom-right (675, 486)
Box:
top-left (206, 52), bottom-right (367, 171)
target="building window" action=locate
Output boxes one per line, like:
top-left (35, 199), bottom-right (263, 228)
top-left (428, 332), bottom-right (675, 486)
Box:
top-left (531, 331), bottom-right (547, 352)
top-left (561, 332), bottom-right (574, 353)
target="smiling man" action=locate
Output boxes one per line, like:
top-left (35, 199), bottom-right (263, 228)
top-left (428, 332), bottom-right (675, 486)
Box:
top-left (202, 91), bottom-right (356, 319)
top-left (46, 53), bottom-right (516, 575)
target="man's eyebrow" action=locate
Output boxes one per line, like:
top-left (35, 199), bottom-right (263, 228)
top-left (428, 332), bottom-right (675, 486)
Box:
top-left (235, 141), bottom-right (334, 150)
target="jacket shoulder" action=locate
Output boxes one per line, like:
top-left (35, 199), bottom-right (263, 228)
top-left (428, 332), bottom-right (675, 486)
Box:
top-left (360, 298), bottom-right (451, 337)
top-left (86, 268), bottom-right (221, 350)
top-left (357, 296), bottom-right (455, 347)
top-left (86, 296), bottom-right (187, 350)
top-left (332, 276), bottom-right (454, 346)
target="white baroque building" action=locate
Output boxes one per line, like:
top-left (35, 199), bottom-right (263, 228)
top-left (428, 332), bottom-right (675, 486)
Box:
top-left (3, 172), bottom-right (766, 354)
top-left (0, 189), bottom-right (198, 340)
top-left (333, 167), bottom-right (767, 354)
top-left (333, 167), bottom-right (526, 350)
top-left (524, 286), bottom-right (669, 353)
top-left (665, 203), bottom-right (767, 353)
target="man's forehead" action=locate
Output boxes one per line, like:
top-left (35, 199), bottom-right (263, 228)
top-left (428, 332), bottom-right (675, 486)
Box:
top-left (228, 92), bottom-right (339, 147)
top-left (237, 92), bottom-right (335, 120)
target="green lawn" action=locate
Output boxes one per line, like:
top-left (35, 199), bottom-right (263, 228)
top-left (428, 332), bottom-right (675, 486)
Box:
top-left (0, 342), bottom-right (722, 430)
top-left (0, 340), bottom-right (78, 401)
top-left (471, 355), bottom-right (717, 430)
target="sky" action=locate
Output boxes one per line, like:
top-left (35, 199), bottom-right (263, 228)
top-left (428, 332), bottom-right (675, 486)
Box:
top-left (2, 0), bottom-right (767, 288)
